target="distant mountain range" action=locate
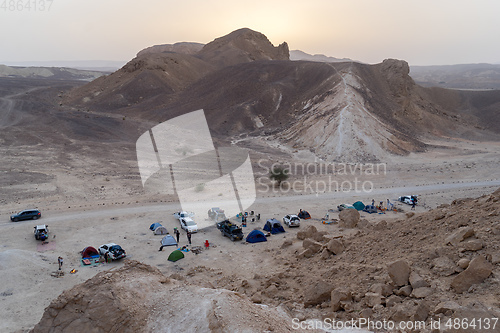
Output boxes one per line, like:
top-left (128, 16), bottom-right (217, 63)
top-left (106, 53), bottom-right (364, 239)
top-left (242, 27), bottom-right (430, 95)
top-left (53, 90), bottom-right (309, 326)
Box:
top-left (0, 64), bottom-right (109, 81)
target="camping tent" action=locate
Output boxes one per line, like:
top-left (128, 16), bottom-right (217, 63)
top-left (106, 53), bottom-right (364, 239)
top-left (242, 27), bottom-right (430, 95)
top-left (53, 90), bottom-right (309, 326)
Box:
top-left (153, 226), bottom-right (169, 235)
top-left (81, 246), bottom-right (99, 258)
top-left (263, 218), bottom-right (285, 234)
top-left (298, 210), bottom-right (311, 219)
top-left (353, 201), bottom-right (365, 211)
top-left (150, 222), bottom-right (162, 231)
top-left (246, 229), bottom-right (267, 243)
top-left (168, 250), bottom-right (184, 262)
top-left (161, 235), bottom-right (177, 247)
top-left (363, 205), bottom-right (377, 214)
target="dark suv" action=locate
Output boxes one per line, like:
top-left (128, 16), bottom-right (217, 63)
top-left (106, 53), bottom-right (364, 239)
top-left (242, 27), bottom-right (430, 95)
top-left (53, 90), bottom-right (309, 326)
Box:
top-left (10, 209), bottom-right (41, 222)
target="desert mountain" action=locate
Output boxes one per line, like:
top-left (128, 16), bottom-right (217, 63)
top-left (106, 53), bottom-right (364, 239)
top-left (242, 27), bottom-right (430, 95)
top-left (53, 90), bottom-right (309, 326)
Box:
top-left (137, 42), bottom-right (205, 57)
top-left (0, 64), bottom-right (106, 81)
top-left (65, 28), bottom-right (500, 162)
top-left (289, 49), bottom-right (353, 63)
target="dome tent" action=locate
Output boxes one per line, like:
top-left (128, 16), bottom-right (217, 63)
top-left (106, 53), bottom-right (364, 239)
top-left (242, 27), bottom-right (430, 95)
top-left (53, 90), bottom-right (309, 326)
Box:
top-left (246, 229), bottom-right (267, 243)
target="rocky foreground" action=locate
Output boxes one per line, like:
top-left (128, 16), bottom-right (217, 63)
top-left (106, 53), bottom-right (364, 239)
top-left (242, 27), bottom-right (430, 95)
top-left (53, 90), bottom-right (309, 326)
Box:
top-left (31, 189), bottom-right (500, 332)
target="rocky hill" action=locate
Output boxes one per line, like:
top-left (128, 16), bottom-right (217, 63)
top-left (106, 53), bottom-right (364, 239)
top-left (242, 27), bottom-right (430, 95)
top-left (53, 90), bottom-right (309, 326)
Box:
top-left (30, 261), bottom-right (307, 333)
top-left (65, 28), bottom-right (500, 162)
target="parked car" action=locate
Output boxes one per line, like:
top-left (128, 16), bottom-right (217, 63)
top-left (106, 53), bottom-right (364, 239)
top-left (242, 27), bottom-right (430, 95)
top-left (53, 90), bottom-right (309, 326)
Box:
top-left (173, 211), bottom-right (194, 219)
top-left (398, 195), bottom-right (418, 205)
top-left (34, 224), bottom-right (49, 241)
top-left (179, 217), bottom-right (198, 233)
top-left (208, 207), bottom-right (227, 222)
top-left (217, 220), bottom-right (244, 241)
top-left (337, 204), bottom-right (355, 211)
top-left (283, 214), bottom-right (300, 227)
top-left (11, 209), bottom-right (41, 222)
top-left (98, 243), bottom-right (126, 260)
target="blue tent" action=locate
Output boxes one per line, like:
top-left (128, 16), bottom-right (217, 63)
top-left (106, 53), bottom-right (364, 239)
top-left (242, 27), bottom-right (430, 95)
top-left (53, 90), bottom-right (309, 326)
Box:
top-left (150, 222), bottom-right (162, 231)
top-left (363, 205), bottom-right (378, 214)
top-left (246, 229), bottom-right (267, 243)
top-left (263, 218), bottom-right (285, 234)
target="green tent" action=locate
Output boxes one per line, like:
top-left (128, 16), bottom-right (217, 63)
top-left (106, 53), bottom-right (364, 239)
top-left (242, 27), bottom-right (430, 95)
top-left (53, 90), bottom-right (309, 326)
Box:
top-left (168, 250), bottom-right (184, 262)
top-left (353, 201), bottom-right (365, 211)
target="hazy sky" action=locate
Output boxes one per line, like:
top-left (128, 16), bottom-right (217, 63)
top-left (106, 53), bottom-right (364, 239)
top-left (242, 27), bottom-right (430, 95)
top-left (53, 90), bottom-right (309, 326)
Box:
top-left (1, 0), bottom-right (499, 66)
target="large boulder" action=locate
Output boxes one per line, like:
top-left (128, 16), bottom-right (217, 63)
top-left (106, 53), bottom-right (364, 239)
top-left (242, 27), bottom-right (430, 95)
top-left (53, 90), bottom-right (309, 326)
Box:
top-left (326, 239), bottom-right (345, 255)
top-left (451, 256), bottom-right (493, 293)
top-left (297, 225), bottom-right (318, 240)
top-left (388, 260), bottom-right (411, 287)
top-left (338, 209), bottom-right (360, 228)
top-left (303, 279), bottom-right (333, 307)
top-left (302, 238), bottom-right (323, 253)
top-left (330, 288), bottom-right (352, 312)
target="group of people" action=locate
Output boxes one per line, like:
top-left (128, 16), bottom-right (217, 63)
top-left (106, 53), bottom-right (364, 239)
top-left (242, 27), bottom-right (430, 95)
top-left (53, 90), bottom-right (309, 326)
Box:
top-left (371, 199), bottom-right (394, 212)
top-left (159, 227), bottom-right (191, 251)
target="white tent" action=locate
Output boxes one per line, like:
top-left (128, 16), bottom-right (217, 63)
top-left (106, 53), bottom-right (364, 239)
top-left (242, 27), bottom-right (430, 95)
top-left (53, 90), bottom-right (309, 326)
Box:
top-left (154, 226), bottom-right (169, 235)
top-left (161, 235), bottom-right (177, 246)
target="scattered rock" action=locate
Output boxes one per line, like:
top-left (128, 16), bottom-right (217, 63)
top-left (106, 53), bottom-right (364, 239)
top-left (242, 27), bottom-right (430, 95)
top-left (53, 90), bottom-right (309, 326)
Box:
top-left (409, 271), bottom-right (429, 289)
top-left (326, 239), bottom-right (344, 255)
top-left (451, 256), bottom-right (493, 293)
top-left (411, 287), bottom-right (433, 299)
top-left (434, 301), bottom-right (461, 315)
top-left (357, 219), bottom-right (370, 229)
top-left (373, 220), bottom-right (388, 230)
top-left (359, 308), bottom-right (373, 318)
top-left (386, 295), bottom-right (403, 307)
top-left (387, 260), bottom-right (411, 286)
top-left (396, 285), bottom-right (413, 297)
top-left (320, 248), bottom-right (330, 260)
top-left (302, 238), bottom-right (323, 253)
top-left (432, 256), bottom-right (458, 276)
top-left (463, 239), bottom-right (483, 251)
top-left (412, 301), bottom-right (430, 322)
top-left (338, 209), bottom-right (360, 228)
top-left (457, 258), bottom-right (471, 269)
top-left (297, 225), bottom-right (318, 240)
top-left (445, 227), bottom-right (475, 246)
top-left (280, 239), bottom-right (293, 248)
top-left (370, 283), bottom-right (393, 297)
top-left (330, 288), bottom-right (352, 312)
top-left (297, 248), bottom-right (314, 259)
top-left (304, 280), bottom-right (333, 307)
top-left (364, 292), bottom-right (383, 308)
top-left (450, 302), bottom-right (500, 333)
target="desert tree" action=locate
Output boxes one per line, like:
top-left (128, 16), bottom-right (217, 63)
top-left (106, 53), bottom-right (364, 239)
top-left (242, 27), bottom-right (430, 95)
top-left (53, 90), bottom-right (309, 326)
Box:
top-left (269, 165), bottom-right (289, 186)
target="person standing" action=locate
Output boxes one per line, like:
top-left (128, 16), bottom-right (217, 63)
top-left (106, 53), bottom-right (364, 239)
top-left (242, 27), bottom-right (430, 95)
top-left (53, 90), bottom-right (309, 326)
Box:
top-left (411, 199), bottom-right (416, 210)
top-left (174, 227), bottom-right (180, 244)
top-left (187, 231), bottom-right (192, 245)
top-left (58, 256), bottom-right (63, 270)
